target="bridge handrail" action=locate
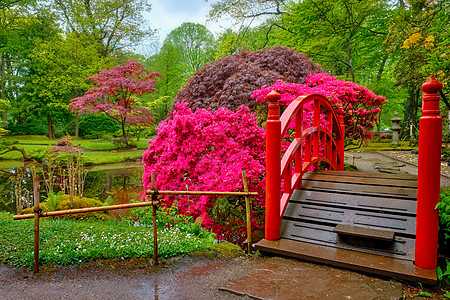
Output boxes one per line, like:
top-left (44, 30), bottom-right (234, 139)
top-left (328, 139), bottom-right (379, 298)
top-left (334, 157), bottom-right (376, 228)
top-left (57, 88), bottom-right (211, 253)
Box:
top-left (265, 91), bottom-right (345, 241)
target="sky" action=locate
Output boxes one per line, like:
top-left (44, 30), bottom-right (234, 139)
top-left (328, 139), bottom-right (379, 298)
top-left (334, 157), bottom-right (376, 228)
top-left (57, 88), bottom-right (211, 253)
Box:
top-left (142, 0), bottom-right (234, 54)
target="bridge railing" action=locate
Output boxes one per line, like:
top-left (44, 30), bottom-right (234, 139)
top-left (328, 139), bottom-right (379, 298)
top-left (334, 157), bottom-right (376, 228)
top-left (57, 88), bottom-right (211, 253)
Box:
top-left (265, 90), bottom-right (345, 241)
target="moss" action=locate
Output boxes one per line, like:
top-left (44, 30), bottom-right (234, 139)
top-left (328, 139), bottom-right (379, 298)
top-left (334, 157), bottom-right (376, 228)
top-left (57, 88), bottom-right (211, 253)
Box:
top-left (211, 242), bottom-right (244, 258)
top-left (57, 195), bottom-right (113, 221)
top-left (344, 162), bottom-right (358, 171)
top-left (22, 202), bottom-right (49, 214)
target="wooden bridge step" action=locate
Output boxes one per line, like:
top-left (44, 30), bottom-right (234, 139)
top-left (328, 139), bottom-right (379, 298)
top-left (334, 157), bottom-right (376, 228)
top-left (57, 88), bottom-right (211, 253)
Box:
top-left (255, 238), bottom-right (437, 285)
top-left (281, 171), bottom-right (418, 261)
top-left (303, 172), bottom-right (418, 188)
top-left (333, 224), bottom-right (395, 241)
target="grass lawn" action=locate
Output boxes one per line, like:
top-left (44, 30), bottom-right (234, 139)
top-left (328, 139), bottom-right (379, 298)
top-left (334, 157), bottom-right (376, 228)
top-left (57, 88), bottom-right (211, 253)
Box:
top-left (0, 211), bottom-right (219, 268)
top-left (346, 139), bottom-right (418, 152)
top-left (0, 135), bottom-right (150, 165)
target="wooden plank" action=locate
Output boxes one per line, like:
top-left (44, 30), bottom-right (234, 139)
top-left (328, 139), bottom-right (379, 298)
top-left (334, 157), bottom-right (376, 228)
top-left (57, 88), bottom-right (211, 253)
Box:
top-left (300, 180), bottom-right (417, 199)
top-left (333, 224), bottom-right (395, 241)
top-left (290, 189), bottom-right (417, 215)
top-left (313, 170), bottom-right (418, 180)
top-left (280, 220), bottom-right (415, 260)
top-left (283, 202), bottom-right (416, 235)
top-left (255, 238), bottom-right (437, 285)
top-left (302, 173), bottom-right (417, 188)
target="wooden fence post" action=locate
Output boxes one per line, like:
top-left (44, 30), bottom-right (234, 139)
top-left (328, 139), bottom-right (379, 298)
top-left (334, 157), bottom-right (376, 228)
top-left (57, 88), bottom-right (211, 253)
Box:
top-left (265, 90), bottom-right (281, 241)
top-left (242, 170), bottom-right (252, 253)
top-left (33, 176), bottom-right (40, 273)
top-left (151, 173), bottom-right (158, 265)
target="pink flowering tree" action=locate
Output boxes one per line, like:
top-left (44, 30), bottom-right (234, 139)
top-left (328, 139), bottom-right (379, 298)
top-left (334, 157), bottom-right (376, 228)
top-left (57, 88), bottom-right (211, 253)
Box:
top-left (143, 102), bottom-right (266, 244)
top-left (252, 73), bottom-right (386, 143)
top-left (70, 60), bottom-right (161, 143)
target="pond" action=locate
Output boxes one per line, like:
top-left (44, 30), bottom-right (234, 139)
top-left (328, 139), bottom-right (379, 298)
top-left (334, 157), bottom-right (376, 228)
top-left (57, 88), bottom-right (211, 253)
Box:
top-left (0, 161), bottom-right (144, 215)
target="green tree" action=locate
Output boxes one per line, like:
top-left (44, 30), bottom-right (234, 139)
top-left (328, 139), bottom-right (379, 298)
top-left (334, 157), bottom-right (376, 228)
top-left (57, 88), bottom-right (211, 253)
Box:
top-left (28, 33), bottom-right (110, 138)
top-left (49, 0), bottom-right (154, 57)
top-left (385, 0), bottom-right (449, 134)
top-left (144, 40), bottom-right (186, 122)
top-left (0, 1), bottom-right (35, 127)
top-left (165, 22), bottom-right (216, 75)
top-left (276, 0), bottom-right (389, 83)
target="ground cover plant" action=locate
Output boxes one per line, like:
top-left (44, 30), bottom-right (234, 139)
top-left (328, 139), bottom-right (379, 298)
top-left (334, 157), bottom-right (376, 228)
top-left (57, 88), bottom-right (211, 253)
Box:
top-left (437, 189), bottom-right (450, 286)
top-left (0, 135), bottom-right (148, 164)
top-left (0, 210), bottom-right (215, 268)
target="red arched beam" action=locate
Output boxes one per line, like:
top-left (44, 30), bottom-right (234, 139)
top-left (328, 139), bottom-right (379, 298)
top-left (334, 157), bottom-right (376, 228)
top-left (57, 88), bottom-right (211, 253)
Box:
top-left (265, 92), bottom-right (345, 240)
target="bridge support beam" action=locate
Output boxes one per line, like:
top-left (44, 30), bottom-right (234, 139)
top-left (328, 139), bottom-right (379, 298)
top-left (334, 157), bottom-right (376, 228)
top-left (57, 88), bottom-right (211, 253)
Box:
top-left (415, 75), bottom-right (443, 270)
top-left (265, 90), bottom-right (281, 240)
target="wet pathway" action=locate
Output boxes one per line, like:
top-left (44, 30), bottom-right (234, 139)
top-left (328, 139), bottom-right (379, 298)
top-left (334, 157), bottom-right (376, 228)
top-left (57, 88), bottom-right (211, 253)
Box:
top-left (346, 151), bottom-right (450, 187)
top-left (0, 255), bottom-right (402, 300)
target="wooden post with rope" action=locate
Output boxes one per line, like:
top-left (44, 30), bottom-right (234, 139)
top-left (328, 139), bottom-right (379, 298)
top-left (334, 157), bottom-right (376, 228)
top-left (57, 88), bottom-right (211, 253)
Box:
top-left (33, 176), bottom-right (40, 273)
top-left (151, 173), bottom-right (158, 265)
top-left (242, 170), bottom-right (252, 253)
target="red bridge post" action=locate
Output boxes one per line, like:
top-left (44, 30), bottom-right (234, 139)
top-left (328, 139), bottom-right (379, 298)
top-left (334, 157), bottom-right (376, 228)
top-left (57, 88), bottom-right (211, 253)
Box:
top-left (415, 75), bottom-right (443, 270)
top-left (338, 113), bottom-right (345, 171)
top-left (265, 90), bottom-right (281, 240)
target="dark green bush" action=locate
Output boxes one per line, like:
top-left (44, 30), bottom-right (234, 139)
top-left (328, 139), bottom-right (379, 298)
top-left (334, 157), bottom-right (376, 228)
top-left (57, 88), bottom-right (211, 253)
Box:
top-left (437, 189), bottom-right (450, 255)
top-left (7, 119), bottom-right (47, 135)
top-left (79, 114), bottom-right (120, 138)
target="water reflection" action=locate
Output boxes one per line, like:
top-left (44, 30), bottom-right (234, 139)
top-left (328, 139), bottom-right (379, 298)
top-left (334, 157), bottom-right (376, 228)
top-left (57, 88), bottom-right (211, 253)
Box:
top-left (0, 162), bottom-right (144, 215)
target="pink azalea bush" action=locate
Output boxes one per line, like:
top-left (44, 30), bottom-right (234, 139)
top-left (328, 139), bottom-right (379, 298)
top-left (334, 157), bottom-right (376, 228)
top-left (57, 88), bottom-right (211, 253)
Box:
top-left (143, 73), bottom-right (385, 244)
top-left (252, 73), bottom-right (386, 141)
top-left (143, 102), bottom-right (266, 244)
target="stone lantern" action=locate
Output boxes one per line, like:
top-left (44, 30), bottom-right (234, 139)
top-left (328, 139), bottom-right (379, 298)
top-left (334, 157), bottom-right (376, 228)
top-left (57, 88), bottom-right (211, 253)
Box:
top-left (390, 112), bottom-right (402, 146)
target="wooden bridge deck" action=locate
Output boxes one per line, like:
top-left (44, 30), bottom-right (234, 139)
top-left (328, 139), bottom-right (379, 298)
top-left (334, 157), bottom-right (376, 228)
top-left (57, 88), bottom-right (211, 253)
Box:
top-left (255, 170), bottom-right (437, 284)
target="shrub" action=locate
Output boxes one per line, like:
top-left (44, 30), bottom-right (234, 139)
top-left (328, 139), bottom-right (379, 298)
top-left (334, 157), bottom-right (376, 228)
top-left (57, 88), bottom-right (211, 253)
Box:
top-left (169, 46), bottom-right (323, 116)
top-left (57, 195), bottom-right (112, 221)
top-left (78, 114), bottom-right (120, 138)
top-left (252, 73), bottom-right (386, 141)
top-left (6, 119), bottom-right (47, 136)
top-left (143, 102), bottom-right (265, 244)
top-left (437, 189), bottom-right (450, 255)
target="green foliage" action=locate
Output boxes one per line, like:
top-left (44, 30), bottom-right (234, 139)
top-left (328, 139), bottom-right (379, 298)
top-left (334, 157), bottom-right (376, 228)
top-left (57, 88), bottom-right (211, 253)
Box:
top-left (6, 119), bottom-right (48, 136)
top-left (437, 259), bottom-right (450, 285)
top-left (128, 202), bottom-right (214, 240)
top-left (0, 211), bottom-right (214, 268)
top-left (43, 191), bottom-right (64, 212)
top-left (57, 195), bottom-right (112, 221)
top-left (165, 22), bottom-right (216, 75)
top-left (78, 114), bottom-right (121, 138)
top-left (437, 189), bottom-right (450, 254)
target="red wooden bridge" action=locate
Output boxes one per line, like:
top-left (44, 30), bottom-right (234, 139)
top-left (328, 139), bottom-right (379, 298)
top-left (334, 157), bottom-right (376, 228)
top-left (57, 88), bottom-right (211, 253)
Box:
top-left (255, 76), bottom-right (443, 285)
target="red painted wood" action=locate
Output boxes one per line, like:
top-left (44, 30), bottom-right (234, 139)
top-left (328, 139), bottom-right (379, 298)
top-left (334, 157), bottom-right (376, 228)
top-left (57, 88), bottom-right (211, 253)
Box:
top-left (265, 93), bottom-right (345, 240)
top-left (265, 90), bottom-right (282, 240)
top-left (415, 75), bottom-right (443, 270)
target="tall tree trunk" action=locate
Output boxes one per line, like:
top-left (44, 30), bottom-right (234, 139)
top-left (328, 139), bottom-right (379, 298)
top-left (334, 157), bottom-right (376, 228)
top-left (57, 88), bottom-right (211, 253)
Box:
top-left (47, 113), bottom-right (56, 139)
top-left (400, 86), bottom-right (420, 139)
top-left (375, 54), bottom-right (389, 139)
top-left (346, 38), bottom-right (355, 82)
top-left (0, 53), bottom-right (7, 128)
top-left (75, 114), bottom-right (79, 139)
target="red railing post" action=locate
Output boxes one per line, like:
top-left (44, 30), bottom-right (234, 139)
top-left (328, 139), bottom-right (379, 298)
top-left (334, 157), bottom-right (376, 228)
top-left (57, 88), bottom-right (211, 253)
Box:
top-left (415, 75), bottom-right (443, 270)
top-left (337, 113), bottom-right (345, 171)
top-left (265, 90), bottom-right (281, 241)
